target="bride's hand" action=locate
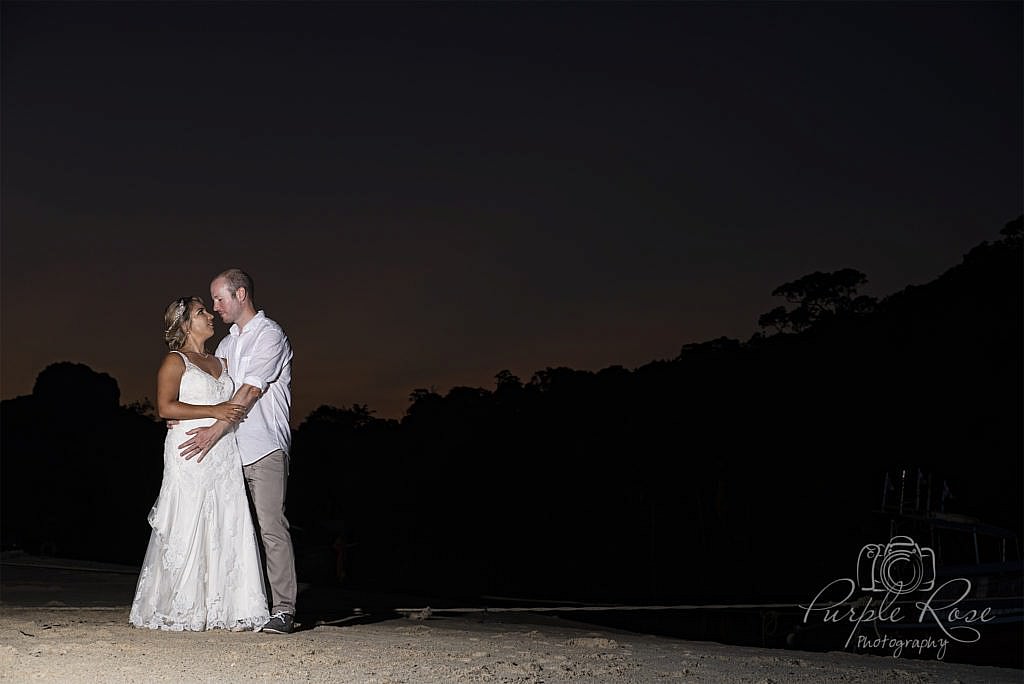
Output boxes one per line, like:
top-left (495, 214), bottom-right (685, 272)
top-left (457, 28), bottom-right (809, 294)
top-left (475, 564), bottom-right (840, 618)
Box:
top-left (211, 402), bottom-right (246, 423)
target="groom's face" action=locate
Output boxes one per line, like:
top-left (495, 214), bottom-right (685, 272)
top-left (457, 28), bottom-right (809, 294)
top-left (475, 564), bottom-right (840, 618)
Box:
top-left (210, 278), bottom-right (242, 325)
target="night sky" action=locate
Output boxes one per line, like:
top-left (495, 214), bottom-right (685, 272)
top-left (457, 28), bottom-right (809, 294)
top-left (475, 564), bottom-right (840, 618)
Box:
top-left (2, 1), bottom-right (1021, 423)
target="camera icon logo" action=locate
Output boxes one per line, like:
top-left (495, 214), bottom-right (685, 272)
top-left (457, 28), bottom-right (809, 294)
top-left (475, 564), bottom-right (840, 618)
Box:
top-left (856, 535), bottom-right (936, 595)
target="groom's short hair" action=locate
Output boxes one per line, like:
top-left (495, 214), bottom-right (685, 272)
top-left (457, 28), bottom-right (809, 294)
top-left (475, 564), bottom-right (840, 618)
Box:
top-left (218, 268), bottom-right (255, 302)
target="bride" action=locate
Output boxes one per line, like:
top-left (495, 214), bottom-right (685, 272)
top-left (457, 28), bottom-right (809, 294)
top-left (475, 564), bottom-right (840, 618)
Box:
top-left (129, 296), bottom-right (270, 631)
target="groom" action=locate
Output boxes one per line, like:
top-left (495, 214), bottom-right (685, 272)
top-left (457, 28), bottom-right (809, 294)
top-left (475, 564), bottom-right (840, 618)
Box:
top-left (178, 268), bottom-right (297, 635)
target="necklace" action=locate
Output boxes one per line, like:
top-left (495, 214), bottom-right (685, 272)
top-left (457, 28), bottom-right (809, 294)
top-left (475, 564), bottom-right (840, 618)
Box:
top-left (185, 349), bottom-right (210, 359)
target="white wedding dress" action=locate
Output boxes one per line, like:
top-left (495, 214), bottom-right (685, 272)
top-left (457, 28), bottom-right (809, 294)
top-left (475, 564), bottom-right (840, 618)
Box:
top-left (130, 351), bottom-right (269, 631)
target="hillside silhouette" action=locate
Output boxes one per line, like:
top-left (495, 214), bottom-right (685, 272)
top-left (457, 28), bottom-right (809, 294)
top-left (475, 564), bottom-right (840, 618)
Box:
top-left (2, 217), bottom-right (1020, 608)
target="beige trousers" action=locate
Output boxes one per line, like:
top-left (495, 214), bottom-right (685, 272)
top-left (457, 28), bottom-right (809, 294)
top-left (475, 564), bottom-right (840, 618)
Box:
top-left (243, 449), bottom-right (297, 616)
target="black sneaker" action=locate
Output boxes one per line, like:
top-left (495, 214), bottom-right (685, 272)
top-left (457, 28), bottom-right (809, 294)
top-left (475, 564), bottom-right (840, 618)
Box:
top-left (262, 612), bottom-right (294, 634)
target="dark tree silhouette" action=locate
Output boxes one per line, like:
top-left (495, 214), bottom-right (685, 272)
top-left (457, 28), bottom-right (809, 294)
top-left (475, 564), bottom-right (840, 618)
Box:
top-left (301, 403), bottom-right (376, 430)
top-left (33, 361), bottom-right (120, 412)
top-left (494, 369), bottom-right (522, 390)
top-left (2, 362), bottom-right (162, 563)
top-left (1000, 214), bottom-right (1022, 240)
top-left (757, 306), bottom-right (791, 334)
top-left (760, 268), bottom-right (877, 333)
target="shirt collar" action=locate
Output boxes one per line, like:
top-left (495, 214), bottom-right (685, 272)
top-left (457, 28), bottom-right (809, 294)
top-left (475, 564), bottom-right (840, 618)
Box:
top-left (229, 310), bottom-right (267, 337)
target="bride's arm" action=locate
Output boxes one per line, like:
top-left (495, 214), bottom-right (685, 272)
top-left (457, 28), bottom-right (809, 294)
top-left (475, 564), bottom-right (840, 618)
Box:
top-left (176, 359), bottom-right (262, 462)
top-left (156, 353), bottom-right (245, 423)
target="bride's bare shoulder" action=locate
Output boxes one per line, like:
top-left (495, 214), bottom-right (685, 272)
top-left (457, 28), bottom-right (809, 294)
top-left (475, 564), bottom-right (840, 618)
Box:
top-left (159, 351), bottom-right (187, 373)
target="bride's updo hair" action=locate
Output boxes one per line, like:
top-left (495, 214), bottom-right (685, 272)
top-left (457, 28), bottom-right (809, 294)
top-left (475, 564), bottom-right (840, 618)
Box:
top-left (163, 297), bottom-right (202, 350)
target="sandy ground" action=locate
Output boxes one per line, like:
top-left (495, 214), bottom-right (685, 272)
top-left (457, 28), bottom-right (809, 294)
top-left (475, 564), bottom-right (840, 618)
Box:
top-left (1, 558), bottom-right (1022, 683)
top-left (5, 607), bottom-right (1024, 683)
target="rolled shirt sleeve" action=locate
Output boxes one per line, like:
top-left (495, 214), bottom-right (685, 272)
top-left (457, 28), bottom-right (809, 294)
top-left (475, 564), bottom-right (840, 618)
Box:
top-left (242, 326), bottom-right (290, 393)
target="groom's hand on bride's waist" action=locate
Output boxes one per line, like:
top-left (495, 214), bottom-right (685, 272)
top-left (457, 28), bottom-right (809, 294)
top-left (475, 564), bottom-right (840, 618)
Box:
top-left (178, 422), bottom-right (228, 462)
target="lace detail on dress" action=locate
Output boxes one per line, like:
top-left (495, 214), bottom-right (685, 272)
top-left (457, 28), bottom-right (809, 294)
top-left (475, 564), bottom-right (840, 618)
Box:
top-left (129, 355), bottom-right (269, 632)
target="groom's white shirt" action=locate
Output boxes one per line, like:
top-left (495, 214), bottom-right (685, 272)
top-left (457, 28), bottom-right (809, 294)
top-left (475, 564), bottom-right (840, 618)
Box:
top-left (216, 310), bottom-right (292, 466)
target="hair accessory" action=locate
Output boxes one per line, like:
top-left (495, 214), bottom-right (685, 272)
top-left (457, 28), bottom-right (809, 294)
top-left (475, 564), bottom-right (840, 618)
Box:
top-left (165, 298), bottom-right (189, 334)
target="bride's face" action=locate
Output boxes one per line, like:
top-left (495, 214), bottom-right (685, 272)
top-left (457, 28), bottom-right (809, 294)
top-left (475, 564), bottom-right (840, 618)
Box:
top-left (186, 301), bottom-right (216, 344)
